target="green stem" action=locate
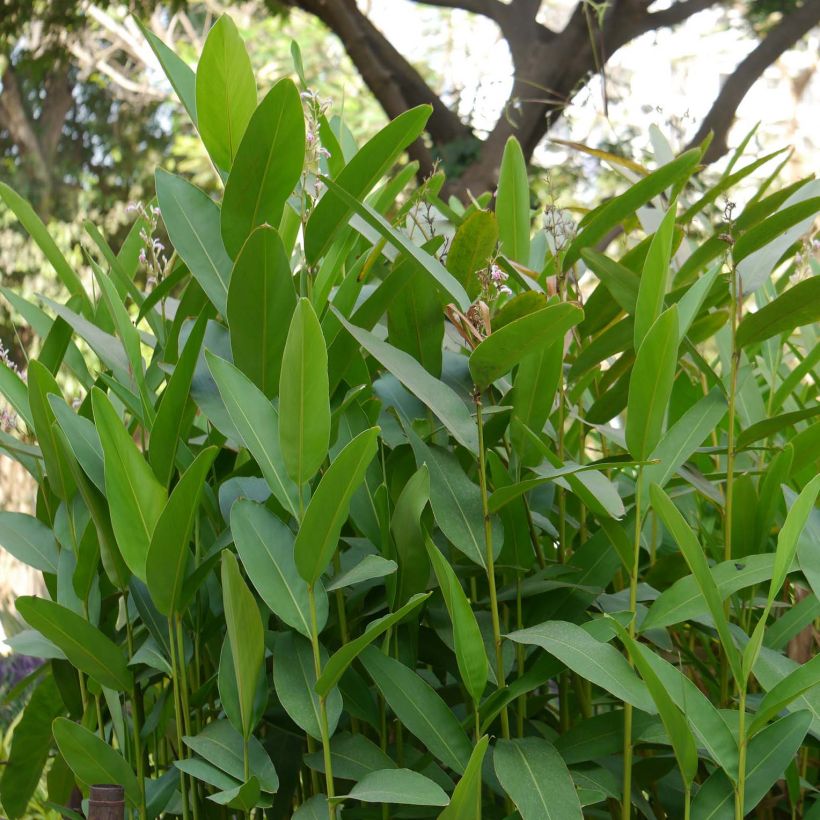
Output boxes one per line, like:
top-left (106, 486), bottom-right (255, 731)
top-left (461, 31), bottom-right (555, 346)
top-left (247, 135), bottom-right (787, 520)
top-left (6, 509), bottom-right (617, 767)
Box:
top-left (168, 620), bottom-right (190, 820)
top-left (94, 693), bottom-right (105, 741)
top-left (475, 392), bottom-right (510, 740)
top-left (123, 595), bottom-right (147, 820)
top-left (308, 583), bottom-right (336, 820)
top-left (685, 784), bottom-right (692, 820)
top-left (176, 616), bottom-right (200, 820)
top-left (736, 688), bottom-right (748, 820)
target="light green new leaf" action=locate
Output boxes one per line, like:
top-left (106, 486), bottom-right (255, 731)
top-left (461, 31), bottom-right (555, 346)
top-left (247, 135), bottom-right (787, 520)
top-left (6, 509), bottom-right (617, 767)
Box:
top-left (221, 80), bottom-right (304, 256)
top-left (146, 447), bottom-right (217, 615)
top-left (494, 737), bottom-right (583, 820)
top-left (446, 210), bottom-right (498, 300)
top-left (316, 592), bottom-right (430, 697)
top-left (280, 298), bottom-right (330, 486)
top-left (736, 276), bottom-right (820, 348)
top-left (469, 302), bottom-right (583, 388)
top-left (52, 718), bottom-right (139, 805)
top-left (16, 597), bottom-right (131, 691)
top-left (634, 203), bottom-right (676, 349)
top-left (438, 735), bottom-right (489, 820)
top-left (344, 769), bottom-right (449, 807)
top-left (221, 550), bottom-right (265, 739)
top-left (195, 14), bottom-right (256, 170)
top-left (496, 137), bottom-right (530, 265)
top-left (426, 538), bottom-right (488, 704)
top-left (231, 498), bottom-right (326, 638)
top-left (650, 483), bottom-right (743, 685)
top-left (206, 352), bottom-right (300, 518)
top-left (626, 305), bottom-right (679, 460)
top-left (0, 512), bottom-right (59, 574)
top-left (226, 227), bottom-right (297, 397)
top-left (360, 646), bottom-right (472, 774)
top-left (294, 427), bottom-right (379, 583)
top-left (155, 169), bottom-right (233, 315)
top-left (92, 388), bottom-right (166, 581)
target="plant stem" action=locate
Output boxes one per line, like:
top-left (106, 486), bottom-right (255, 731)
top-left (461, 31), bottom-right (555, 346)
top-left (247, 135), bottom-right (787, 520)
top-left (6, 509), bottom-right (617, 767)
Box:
top-left (123, 593), bottom-right (147, 820)
top-left (735, 688), bottom-right (747, 820)
top-left (308, 583), bottom-right (336, 819)
top-left (176, 615), bottom-right (200, 820)
top-left (168, 620), bottom-right (190, 820)
top-left (684, 784), bottom-right (692, 820)
top-left (475, 392), bottom-right (510, 740)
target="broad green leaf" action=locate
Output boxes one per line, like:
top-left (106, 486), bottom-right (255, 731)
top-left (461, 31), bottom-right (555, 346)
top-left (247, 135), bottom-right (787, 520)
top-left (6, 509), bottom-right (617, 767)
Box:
top-left (469, 302), bottom-right (583, 388)
top-left (344, 769), bottom-right (449, 807)
top-left (206, 352), bottom-right (300, 517)
top-left (231, 498), bottom-right (326, 638)
top-left (304, 732), bottom-right (396, 781)
top-left (306, 106), bottom-right (431, 261)
top-left (676, 263), bottom-right (721, 340)
top-left (16, 597), bottom-right (132, 692)
top-left (580, 248), bottom-right (639, 314)
top-left (732, 196), bottom-right (820, 263)
top-left (294, 427), bottom-right (379, 583)
top-left (0, 675), bottom-right (63, 820)
top-left (496, 136), bottom-right (530, 264)
top-left (650, 483), bottom-right (743, 684)
top-left (316, 592), bottom-right (430, 696)
top-left (749, 652), bottom-right (820, 736)
top-left (221, 80), bottom-right (304, 256)
top-left (195, 14), bottom-right (256, 170)
top-left (337, 311), bottom-right (478, 451)
top-left (446, 210), bottom-right (498, 299)
top-left (737, 405), bottom-right (820, 449)
top-left (438, 735), bottom-right (489, 820)
top-left (326, 554), bottom-right (397, 591)
top-left (634, 203), bottom-right (676, 349)
top-left (226, 227), bottom-right (296, 397)
top-left (52, 718), bottom-right (139, 806)
top-left (611, 619), bottom-right (697, 786)
top-left (390, 465), bottom-right (431, 606)
top-left (272, 632), bottom-right (342, 741)
top-left (221, 550), bottom-right (265, 738)
top-left (506, 620), bottom-right (653, 712)
top-left (145, 447), bottom-right (217, 615)
top-left (293, 796), bottom-right (330, 819)
top-left (148, 311), bottom-right (207, 487)
top-left (183, 720), bottom-right (279, 793)
top-left (360, 646), bottom-right (472, 774)
top-left (426, 538), bottom-right (488, 703)
top-left (279, 298), bottom-right (331, 486)
top-left (0, 183), bottom-right (90, 312)
top-left (155, 169), bottom-right (233, 315)
top-left (218, 635), bottom-right (267, 738)
top-left (736, 276), bottom-right (820, 348)
top-left (494, 737), bottom-right (582, 820)
top-left (175, 758), bottom-right (240, 792)
top-left (626, 305), bottom-right (678, 459)
top-left (0, 511), bottom-right (58, 574)
top-left (207, 777), bottom-right (262, 810)
top-left (92, 388), bottom-right (167, 581)
top-left (321, 178), bottom-right (471, 310)
top-left (0, 357), bottom-right (32, 429)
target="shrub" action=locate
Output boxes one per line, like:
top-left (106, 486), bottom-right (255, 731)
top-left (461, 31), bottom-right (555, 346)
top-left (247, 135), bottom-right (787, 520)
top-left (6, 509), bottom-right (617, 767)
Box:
top-left (0, 14), bottom-right (819, 820)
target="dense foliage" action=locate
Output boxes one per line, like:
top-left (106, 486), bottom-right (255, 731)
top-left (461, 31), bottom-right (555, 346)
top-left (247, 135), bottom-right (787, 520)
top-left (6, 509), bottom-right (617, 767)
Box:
top-left (1, 14), bottom-right (819, 820)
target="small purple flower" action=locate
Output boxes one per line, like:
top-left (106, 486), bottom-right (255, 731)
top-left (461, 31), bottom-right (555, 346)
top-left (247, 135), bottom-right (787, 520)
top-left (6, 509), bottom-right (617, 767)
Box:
top-left (318, 146), bottom-right (331, 159)
top-left (498, 285), bottom-right (512, 296)
top-left (139, 249), bottom-right (147, 265)
top-left (306, 130), bottom-right (315, 144)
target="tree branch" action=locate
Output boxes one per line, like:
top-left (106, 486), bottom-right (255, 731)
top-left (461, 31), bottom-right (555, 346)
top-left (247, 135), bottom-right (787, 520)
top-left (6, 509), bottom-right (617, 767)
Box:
top-left (686, 1), bottom-right (820, 161)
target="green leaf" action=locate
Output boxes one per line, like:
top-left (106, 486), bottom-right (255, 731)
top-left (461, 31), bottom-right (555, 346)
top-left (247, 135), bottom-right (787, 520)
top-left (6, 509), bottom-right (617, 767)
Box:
top-left (732, 196), bottom-right (820, 263)
top-left (16, 597), bottom-right (132, 691)
top-left (316, 592), bottom-right (430, 697)
top-left (52, 718), bottom-right (139, 805)
top-left (343, 769), bottom-right (450, 807)
top-left (175, 758), bottom-right (241, 792)
top-left (0, 183), bottom-right (90, 313)
top-left (0, 675), bottom-right (63, 820)
top-left (634, 203), bottom-right (676, 349)
top-left (92, 388), bottom-right (167, 581)
top-left (183, 720), bottom-right (279, 793)
top-left (580, 248), bottom-right (639, 315)
top-left (280, 298), bottom-right (331, 486)
top-left (426, 538), bottom-right (488, 703)
top-left (610, 619), bottom-right (698, 786)
top-left (195, 14), bottom-right (256, 170)
top-left (155, 169), bottom-right (233, 315)
top-left (221, 550), bottom-right (265, 739)
top-left (207, 777), bottom-right (261, 810)
top-left (231, 498), bottom-right (326, 639)
top-left (218, 634), bottom-right (267, 738)
top-left (294, 427), bottom-right (380, 583)
top-left (272, 632), bottom-right (342, 741)
top-left (304, 732), bottom-right (397, 781)
top-left (737, 405), bottom-right (820, 449)
top-left (736, 276), bottom-right (820, 348)
top-left (626, 305), bottom-right (679, 459)
top-left (326, 554), bottom-right (397, 591)
top-left (390, 465), bottom-right (431, 606)
top-left (496, 136), bottom-right (530, 265)
top-left (468, 302), bottom-right (583, 388)
top-left (749, 652), bottom-right (820, 737)
top-left (506, 620), bottom-right (653, 712)
top-left (360, 646), bottom-right (472, 774)
top-left (226, 227), bottom-right (297, 397)
top-left (145, 447), bottom-right (217, 615)
top-left (446, 210), bottom-right (498, 300)
top-left (305, 105), bottom-right (431, 262)
top-left (493, 737), bottom-right (583, 820)
top-left (438, 735), bottom-right (489, 820)
top-left (0, 511), bottom-right (58, 574)
top-left (206, 352), bottom-right (300, 517)
top-left (337, 311), bottom-right (477, 451)
top-left (293, 796), bottom-right (330, 819)
top-left (650, 483), bottom-right (743, 685)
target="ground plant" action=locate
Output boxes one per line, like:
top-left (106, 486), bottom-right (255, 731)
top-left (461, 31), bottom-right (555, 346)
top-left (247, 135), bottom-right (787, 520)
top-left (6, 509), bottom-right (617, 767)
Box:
top-left (0, 14), bottom-right (818, 820)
